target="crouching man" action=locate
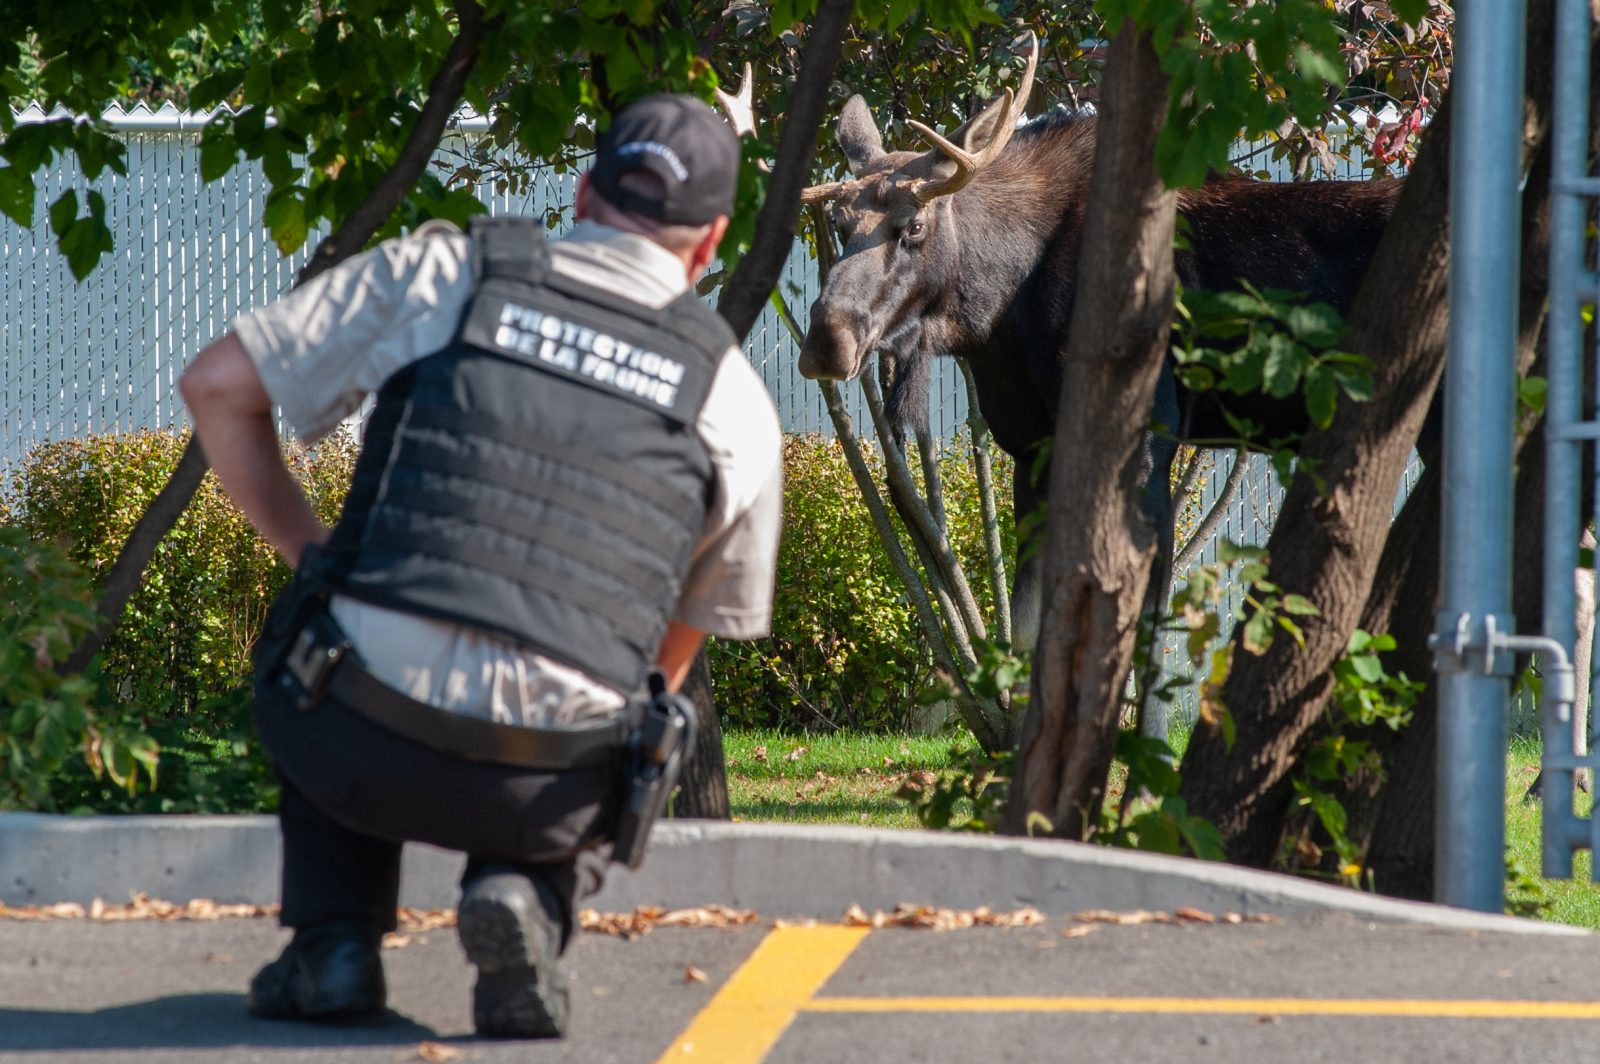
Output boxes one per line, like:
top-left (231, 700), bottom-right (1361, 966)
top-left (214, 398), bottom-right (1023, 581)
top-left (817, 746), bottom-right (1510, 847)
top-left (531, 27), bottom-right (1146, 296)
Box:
top-left (179, 93), bottom-right (780, 1039)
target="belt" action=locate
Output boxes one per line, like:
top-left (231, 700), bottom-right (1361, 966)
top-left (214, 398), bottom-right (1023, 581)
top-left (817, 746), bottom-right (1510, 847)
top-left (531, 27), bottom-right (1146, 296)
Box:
top-left (276, 610), bottom-right (636, 770)
top-left (326, 658), bottom-right (634, 770)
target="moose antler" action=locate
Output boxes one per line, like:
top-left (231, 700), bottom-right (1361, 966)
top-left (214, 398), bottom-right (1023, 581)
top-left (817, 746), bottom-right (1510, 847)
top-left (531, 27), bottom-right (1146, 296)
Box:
top-left (801, 179), bottom-right (855, 203)
top-left (720, 62), bottom-right (848, 202)
top-left (715, 61), bottom-right (777, 177)
top-left (714, 63), bottom-right (758, 139)
top-left (906, 31), bottom-right (1039, 203)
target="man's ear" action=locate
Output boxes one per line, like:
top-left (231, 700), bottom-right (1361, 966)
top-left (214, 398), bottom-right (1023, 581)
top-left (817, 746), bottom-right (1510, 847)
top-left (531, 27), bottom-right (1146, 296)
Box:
top-left (574, 173), bottom-right (593, 221)
top-left (689, 215), bottom-right (730, 278)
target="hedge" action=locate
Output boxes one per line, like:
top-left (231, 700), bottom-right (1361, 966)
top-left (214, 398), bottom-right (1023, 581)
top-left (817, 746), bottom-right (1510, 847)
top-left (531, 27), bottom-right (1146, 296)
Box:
top-left (1, 428), bottom-right (1011, 811)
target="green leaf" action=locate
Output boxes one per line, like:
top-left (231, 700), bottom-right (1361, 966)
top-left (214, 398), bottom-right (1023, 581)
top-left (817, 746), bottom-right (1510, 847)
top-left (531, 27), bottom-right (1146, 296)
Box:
top-left (1262, 333), bottom-right (1306, 398)
top-left (1281, 593), bottom-right (1319, 617)
top-left (885, 0), bottom-right (918, 29)
top-left (1336, 367), bottom-right (1374, 403)
top-left (1391, 0), bottom-right (1432, 24)
top-left (1304, 364), bottom-right (1337, 429)
top-left (262, 188), bottom-right (309, 254)
top-left (1349, 654), bottom-right (1384, 684)
top-left (200, 130), bottom-right (240, 183)
top-left (1283, 303), bottom-right (1345, 347)
top-left (1242, 609), bottom-right (1274, 654)
top-left (0, 165), bottom-right (34, 227)
top-left (48, 189), bottom-right (77, 237)
top-left (1519, 375), bottom-right (1549, 418)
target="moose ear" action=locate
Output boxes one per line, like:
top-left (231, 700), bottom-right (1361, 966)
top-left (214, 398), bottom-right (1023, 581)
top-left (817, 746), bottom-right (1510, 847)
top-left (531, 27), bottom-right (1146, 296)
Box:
top-left (837, 95), bottom-right (886, 174)
top-left (949, 91), bottom-right (1012, 155)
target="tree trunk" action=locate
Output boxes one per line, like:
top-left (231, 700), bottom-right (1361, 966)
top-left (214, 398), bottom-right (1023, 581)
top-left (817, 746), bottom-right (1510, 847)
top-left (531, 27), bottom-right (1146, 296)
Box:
top-left (1178, 92), bottom-right (1456, 868)
top-left (670, 651), bottom-right (730, 819)
top-left (63, 0), bottom-right (491, 675)
top-left (1001, 22), bottom-right (1176, 839)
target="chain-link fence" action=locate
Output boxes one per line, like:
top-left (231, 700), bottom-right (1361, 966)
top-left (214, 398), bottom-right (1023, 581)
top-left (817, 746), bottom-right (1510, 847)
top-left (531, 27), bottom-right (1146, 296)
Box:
top-left (2, 104), bottom-right (976, 469)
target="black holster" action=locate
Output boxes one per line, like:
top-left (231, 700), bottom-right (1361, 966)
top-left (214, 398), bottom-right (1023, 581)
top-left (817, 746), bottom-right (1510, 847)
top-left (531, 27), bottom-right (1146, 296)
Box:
top-left (253, 545), bottom-right (338, 702)
top-left (612, 671), bottom-right (697, 870)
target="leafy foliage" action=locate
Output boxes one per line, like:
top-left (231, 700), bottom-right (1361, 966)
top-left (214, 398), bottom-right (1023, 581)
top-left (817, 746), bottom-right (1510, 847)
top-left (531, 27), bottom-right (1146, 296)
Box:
top-left (1, 429), bottom-right (357, 812)
top-left (1172, 282), bottom-right (1374, 485)
top-left (1099, 0), bottom-right (1448, 185)
top-left (0, 525), bottom-right (157, 810)
top-left (1281, 629), bottom-right (1422, 884)
top-left (7, 429), bottom-right (1003, 809)
top-left (708, 433), bottom-right (1012, 733)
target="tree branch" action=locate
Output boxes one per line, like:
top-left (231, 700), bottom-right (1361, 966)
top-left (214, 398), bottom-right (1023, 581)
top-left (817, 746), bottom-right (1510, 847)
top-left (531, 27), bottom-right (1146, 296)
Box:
top-left (715, 0), bottom-right (852, 340)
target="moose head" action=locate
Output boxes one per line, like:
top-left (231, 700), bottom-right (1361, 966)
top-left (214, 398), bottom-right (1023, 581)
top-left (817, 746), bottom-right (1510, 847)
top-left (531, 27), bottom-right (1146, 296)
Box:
top-left (797, 34), bottom-right (1041, 384)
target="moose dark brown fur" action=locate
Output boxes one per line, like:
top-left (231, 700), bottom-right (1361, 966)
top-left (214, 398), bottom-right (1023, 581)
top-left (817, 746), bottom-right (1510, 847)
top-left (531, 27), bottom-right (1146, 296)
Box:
top-left (798, 62), bottom-right (1403, 654)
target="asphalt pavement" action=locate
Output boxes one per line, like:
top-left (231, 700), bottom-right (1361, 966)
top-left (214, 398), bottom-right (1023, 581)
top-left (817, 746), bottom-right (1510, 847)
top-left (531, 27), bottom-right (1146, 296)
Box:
top-left (6, 909), bottom-right (1600, 1063)
top-left (2, 815), bottom-right (1598, 1063)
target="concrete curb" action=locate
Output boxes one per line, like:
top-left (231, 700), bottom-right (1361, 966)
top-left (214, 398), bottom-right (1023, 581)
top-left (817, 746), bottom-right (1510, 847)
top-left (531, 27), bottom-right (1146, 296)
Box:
top-left (0, 813), bottom-right (1581, 936)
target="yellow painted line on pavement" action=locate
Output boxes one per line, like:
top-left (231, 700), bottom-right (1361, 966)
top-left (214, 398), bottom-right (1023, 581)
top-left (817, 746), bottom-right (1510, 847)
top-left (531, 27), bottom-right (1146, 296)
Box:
top-left (805, 996), bottom-right (1600, 1020)
top-left (655, 925), bottom-right (869, 1062)
top-left (659, 926), bottom-right (1600, 1064)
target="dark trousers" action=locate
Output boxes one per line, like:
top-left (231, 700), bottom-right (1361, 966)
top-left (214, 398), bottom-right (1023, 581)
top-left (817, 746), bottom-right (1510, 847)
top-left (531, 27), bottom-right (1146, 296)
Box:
top-left (255, 681), bottom-right (615, 947)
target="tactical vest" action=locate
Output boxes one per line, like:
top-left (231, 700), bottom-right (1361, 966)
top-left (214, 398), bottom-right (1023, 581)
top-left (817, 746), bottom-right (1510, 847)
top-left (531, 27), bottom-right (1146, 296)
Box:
top-left (320, 216), bottom-right (730, 694)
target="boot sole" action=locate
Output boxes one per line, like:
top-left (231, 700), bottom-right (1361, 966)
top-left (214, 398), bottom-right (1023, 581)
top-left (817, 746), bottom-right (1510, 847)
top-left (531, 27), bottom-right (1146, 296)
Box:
top-left (458, 878), bottom-right (569, 1039)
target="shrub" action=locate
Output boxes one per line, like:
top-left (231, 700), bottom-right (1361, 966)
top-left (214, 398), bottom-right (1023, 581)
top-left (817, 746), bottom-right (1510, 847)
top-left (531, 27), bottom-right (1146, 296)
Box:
top-left (0, 525), bottom-right (162, 811)
top-left (4, 427), bottom-right (1011, 810)
top-left (707, 433), bottom-right (1013, 732)
top-left (1, 428), bottom-right (357, 812)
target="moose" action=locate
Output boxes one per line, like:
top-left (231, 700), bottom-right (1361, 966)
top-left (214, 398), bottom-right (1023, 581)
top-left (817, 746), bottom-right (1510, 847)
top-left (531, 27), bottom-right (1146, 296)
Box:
top-left (796, 37), bottom-right (1405, 658)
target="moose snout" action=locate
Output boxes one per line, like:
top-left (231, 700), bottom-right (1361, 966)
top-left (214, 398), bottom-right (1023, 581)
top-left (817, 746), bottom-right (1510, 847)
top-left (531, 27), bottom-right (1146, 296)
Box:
top-left (798, 299), bottom-right (865, 381)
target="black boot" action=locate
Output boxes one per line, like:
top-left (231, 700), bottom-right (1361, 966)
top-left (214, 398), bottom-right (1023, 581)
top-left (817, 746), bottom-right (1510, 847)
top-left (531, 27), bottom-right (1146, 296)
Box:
top-left (248, 920), bottom-right (387, 1021)
top-left (457, 870), bottom-right (569, 1038)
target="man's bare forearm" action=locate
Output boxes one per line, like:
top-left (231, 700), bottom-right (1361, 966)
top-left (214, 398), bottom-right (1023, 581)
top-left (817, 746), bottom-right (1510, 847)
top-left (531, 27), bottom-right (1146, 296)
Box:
top-left (180, 334), bottom-right (328, 568)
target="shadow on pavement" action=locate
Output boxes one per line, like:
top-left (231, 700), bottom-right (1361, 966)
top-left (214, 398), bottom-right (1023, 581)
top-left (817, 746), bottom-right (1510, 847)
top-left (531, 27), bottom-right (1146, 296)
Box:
top-left (0, 994), bottom-right (453, 1051)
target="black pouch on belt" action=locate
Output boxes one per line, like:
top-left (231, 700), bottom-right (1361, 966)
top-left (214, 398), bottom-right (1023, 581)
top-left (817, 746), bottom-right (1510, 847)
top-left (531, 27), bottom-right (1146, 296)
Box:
top-left (612, 671), bottom-right (698, 870)
top-left (252, 544), bottom-right (336, 696)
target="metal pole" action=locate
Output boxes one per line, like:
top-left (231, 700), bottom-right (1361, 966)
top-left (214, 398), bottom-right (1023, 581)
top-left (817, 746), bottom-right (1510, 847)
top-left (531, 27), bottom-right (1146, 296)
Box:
top-left (1542, 0), bottom-right (1593, 880)
top-left (1435, 0), bottom-right (1526, 912)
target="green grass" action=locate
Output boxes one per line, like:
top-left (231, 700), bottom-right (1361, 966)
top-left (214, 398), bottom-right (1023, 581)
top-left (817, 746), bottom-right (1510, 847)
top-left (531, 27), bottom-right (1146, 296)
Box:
top-left (724, 729), bottom-right (966, 829)
top-left (725, 725), bottom-right (1600, 930)
top-left (1506, 734), bottom-right (1600, 929)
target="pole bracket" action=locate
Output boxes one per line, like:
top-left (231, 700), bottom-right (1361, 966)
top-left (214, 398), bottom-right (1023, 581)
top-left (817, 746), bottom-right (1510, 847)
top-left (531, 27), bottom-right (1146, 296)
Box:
top-left (1430, 612), bottom-right (1577, 721)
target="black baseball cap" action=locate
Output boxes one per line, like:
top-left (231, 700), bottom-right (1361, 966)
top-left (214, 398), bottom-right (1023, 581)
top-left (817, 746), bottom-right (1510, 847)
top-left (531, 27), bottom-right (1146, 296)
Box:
top-left (591, 93), bottom-right (740, 226)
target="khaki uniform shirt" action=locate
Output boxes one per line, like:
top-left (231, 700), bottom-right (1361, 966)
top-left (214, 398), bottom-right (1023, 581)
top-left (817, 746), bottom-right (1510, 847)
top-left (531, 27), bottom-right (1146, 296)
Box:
top-left (232, 220), bottom-right (783, 725)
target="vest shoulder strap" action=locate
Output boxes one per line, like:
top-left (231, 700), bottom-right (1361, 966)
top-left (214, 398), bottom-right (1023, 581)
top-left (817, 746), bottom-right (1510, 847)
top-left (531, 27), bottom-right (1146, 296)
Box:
top-left (468, 215), bottom-right (551, 284)
top-left (661, 289), bottom-right (738, 363)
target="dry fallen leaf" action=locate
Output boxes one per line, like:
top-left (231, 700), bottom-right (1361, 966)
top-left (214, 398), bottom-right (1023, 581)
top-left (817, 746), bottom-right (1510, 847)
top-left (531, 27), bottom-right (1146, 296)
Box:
top-left (398, 907), bottom-right (456, 933)
top-left (382, 933), bottom-right (413, 949)
top-left (413, 1041), bottom-right (463, 1062)
top-left (785, 746), bottom-right (809, 762)
top-left (0, 895), bottom-right (278, 923)
top-left (752, 745), bottom-right (769, 763)
top-left (684, 965), bottom-right (709, 984)
top-left (841, 903), bottom-right (1045, 931)
top-left (1174, 907), bottom-right (1216, 924)
top-left (1062, 926), bottom-right (1097, 939)
top-left (1072, 909), bottom-right (1175, 926)
top-left (578, 905), bottom-right (759, 938)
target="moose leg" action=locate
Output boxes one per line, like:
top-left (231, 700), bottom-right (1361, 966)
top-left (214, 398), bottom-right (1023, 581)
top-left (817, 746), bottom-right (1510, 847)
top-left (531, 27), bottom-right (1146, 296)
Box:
top-left (1134, 369), bottom-right (1182, 745)
top-left (1010, 456), bottom-right (1047, 658)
